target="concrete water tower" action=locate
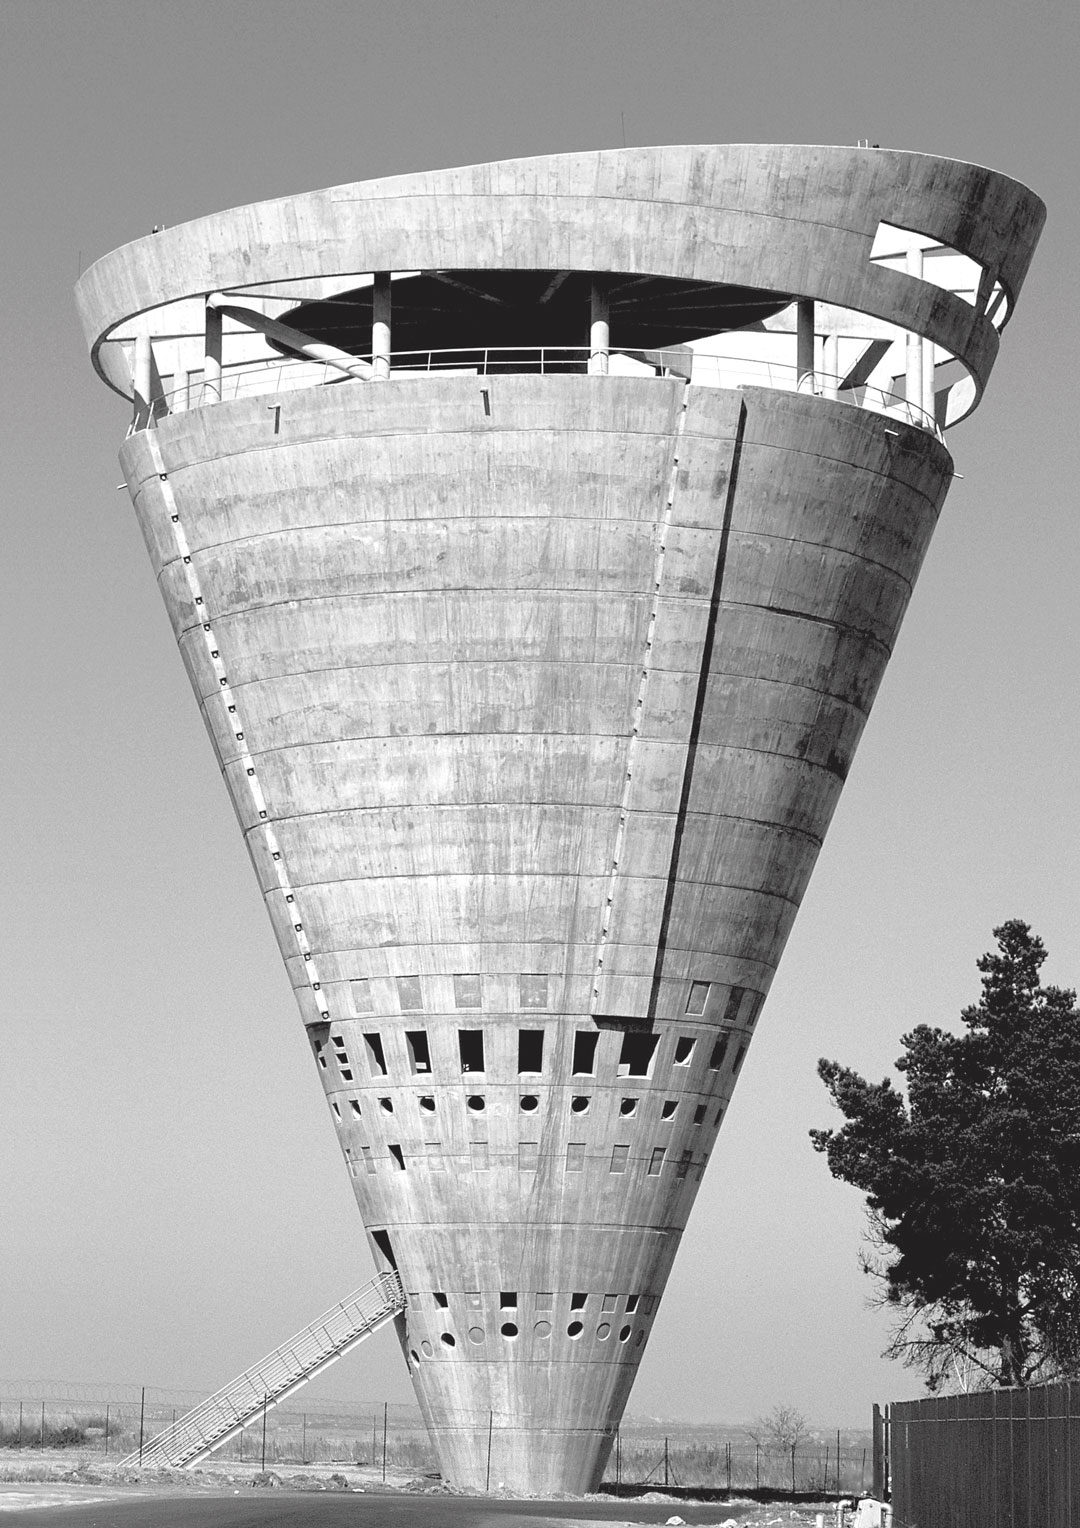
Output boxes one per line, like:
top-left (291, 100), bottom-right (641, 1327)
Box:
top-left (76, 145), bottom-right (1043, 1493)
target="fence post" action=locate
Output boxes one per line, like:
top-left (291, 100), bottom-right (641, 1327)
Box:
top-left (138, 1388), bottom-right (146, 1464)
top-left (40, 1402), bottom-right (45, 1451)
top-left (261, 1394), bottom-right (268, 1472)
top-left (18, 1402), bottom-right (23, 1448)
top-left (756, 1440), bottom-right (760, 1488)
top-left (485, 1410), bottom-right (493, 1492)
top-left (615, 1427), bottom-right (620, 1496)
top-left (837, 1429), bottom-right (841, 1495)
top-left (382, 1401), bottom-right (388, 1482)
top-left (791, 1441), bottom-right (796, 1494)
top-left (302, 1412), bottom-right (306, 1463)
top-left (104, 1404), bottom-right (109, 1458)
top-left (664, 1436), bottom-right (669, 1488)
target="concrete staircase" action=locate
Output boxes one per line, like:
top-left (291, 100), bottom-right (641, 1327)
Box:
top-left (124, 1270), bottom-right (405, 1468)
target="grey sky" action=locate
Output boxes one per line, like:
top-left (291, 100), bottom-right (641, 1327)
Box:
top-left (2, 0), bottom-right (1076, 1425)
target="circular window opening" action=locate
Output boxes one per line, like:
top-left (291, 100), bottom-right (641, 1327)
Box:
top-left (410, 1348), bottom-right (421, 1363)
top-left (567, 1321), bottom-right (584, 1339)
top-left (520, 1095), bottom-right (539, 1112)
top-left (421, 1340), bottom-right (433, 1357)
top-left (467, 1095), bottom-right (485, 1112)
top-left (533, 1320), bottom-right (552, 1338)
top-left (501, 1322), bottom-right (519, 1339)
top-left (571, 1096), bottom-right (589, 1113)
top-left (440, 1332), bottom-right (456, 1348)
top-left (596, 1323), bottom-right (611, 1340)
top-left (619, 1325), bottom-right (631, 1342)
top-left (468, 1326), bottom-right (485, 1344)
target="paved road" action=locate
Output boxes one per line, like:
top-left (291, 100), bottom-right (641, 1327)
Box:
top-left (0, 1487), bottom-right (758, 1527)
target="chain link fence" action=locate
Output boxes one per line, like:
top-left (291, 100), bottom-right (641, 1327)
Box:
top-left (0, 1387), bottom-right (870, 1494)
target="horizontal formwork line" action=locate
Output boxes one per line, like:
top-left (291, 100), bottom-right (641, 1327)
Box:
top-left (264, 866), bottom-right (802, 908)
top-left (129, 417), bottom-right (694, 490)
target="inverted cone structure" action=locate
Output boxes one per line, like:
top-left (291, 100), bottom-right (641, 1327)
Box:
top-left (77, 145), bottom-right (1042, 1493)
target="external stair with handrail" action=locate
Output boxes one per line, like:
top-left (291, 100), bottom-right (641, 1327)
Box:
top-left (122, 1270), bottom-right (406, 1469)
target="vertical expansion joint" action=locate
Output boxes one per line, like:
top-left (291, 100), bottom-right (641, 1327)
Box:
top-left (143, 432), bottom-right (329, 1021)
top-left (591, 380), bottom-right (691, 1012)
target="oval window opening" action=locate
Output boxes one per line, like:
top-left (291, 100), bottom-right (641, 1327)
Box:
top-left (501, 1322), bottom-right (519, 1338)
top-left (520, 1095), bottom-right (539, 1112)
top-left (567, 1321), bottom-right (583, 1338)
top-left (440, 1332), bottom-right (456, 1348)
top-left (468, 1326), bottom-right (485, 1344)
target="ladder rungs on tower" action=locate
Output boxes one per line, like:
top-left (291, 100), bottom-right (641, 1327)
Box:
top-left (123, 1270), bottom-right (405, 1469)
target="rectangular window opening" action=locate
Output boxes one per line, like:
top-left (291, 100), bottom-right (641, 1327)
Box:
top-left (331, 1101), bottom-right (340, 1119)
top-left (361, 1145), bottom-right (375, 1174)
top-left (388, 1144), bottom-right (406, 1171)
top-left (601, 1294), bottom-right (618, 1314)
top-left (647, 1146), bottom-right (666, 1176)
top-left (610, 1144), bottom-right (629, 1174)
top-left (708, 1036), bottom-right (730, 1071)
top-left (396, 974), bottom-right (423, 1012)
top-left (453, 973), bottom-right (482, 1009)
top-left (566, 1142), bottom-right (586, 1173)
top-left (519, 973), bottom-right (549, 1009)
top-left (518, 1029), bottom-right (545, 1074)
top-left (433, 1292), bottom-right (449, 1309)
top-left (570, 1292), bottom-right (588, 1311)
top-left (349, 1099), bottom-right (362, 1117)
top-left (350, 979), bottom-right (372, 1015)
top-left (617, 1031), bottom-right (658, 1078)
top-left (518, 1142), bottom-right (539, 1171)
top-left (364, 1032), bottom-right (387, 1077)
top-left (673, 1036), bottom-right (696, 1066)
top-left (425, 1141), bottom-right (444, 1171)
top-left (500, 1292), bottom-right (518, 1309)
top-left (406, 1030), bottom-right (431, 1074)
top-left (686, 981), bottom-right (710, 1015)
top-left (732, 1043), bottom-right (747, 1076)
top-left (676, 1149), bottom-right (692, 1179)
top-left (572, 1031), bottom-right (600, 1076)
top-left (459, 1029), bottom-right (485, 1074)
top-left (625, 1294), bottom-right (639, 1313)
top-left (723, 985), bottom-right (746, 1025)
top-left (692, 1103), bottom-right (707, 1125)
top-left (470, 1139), bottom-right (489, 1171)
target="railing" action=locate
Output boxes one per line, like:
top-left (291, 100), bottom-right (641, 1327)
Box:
top-left (122, 1270), bottom-right (405, 1469)
top-left (130, 345), bottom-right (941, 439)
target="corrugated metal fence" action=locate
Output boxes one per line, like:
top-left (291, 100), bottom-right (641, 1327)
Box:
top-left (888, 1381), bottom-right (1079, 1528)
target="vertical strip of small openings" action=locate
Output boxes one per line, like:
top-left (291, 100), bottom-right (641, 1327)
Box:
top-left (572, 1031), bottom-right (599, 1076)
top-left (458, 1030), bottom-right (485, 1074)
top-left (406, 1030), bottom-right (431, 1074)
top-left (364, 1033), bottom-right (387, 1076)
top-left (617, 1030), bottom-right (658, 1078)
top-left (518, 1029), bottom-right (545, 1075)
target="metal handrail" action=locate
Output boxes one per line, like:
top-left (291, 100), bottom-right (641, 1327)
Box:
top-left (129, 345), bottom-right (941, 439)
top-left (124, 1270), bottom-right (405, 1468)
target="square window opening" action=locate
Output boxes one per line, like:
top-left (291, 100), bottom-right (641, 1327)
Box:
top-left (433, 1292), bottom-right (449, 1308)
top-left (519, 973), bottom-right (549, 1009)
top-left (500, 1292), bottom-right (518, 1309)
top-left (601, 1294), bottom-right (618, 1314)
top-left (570, 1292), bottom-right (587, 1311)
top-left (536, 1292), bottom-right (553, 1310)
top-left (454, 973), bottom-right (482, 1009)
top-left (617, 1031), bottom-right (658, 1078)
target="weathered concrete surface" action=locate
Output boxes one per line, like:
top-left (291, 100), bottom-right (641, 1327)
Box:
top-left (80, 145), bottom-right (1044, 1495)
top-left (118, 374), bottom-right (950, 1492)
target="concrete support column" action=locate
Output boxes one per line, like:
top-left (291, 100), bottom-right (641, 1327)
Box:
top-left (372, 273), bottom-right (391, 381)
top-left (589, 280), bottom-right (609, 376)
top-left (133, 333), bottom-right (152, 427)
top-left (204, 298), bottom-right (222, 404)
top-left (796, 299), bottom-right (815, 393)
top-left (906, 248), bottom-right (924, 423)
top-left (921, 338), bottom-right (936, 427)
top-left (822, 333), bottom-right (840, 400)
